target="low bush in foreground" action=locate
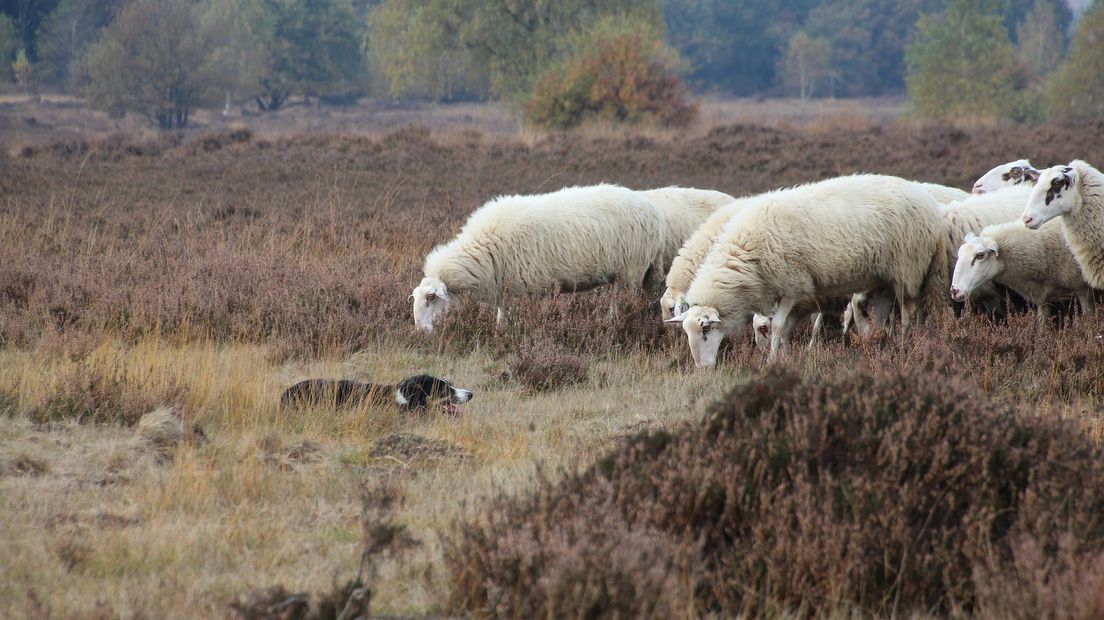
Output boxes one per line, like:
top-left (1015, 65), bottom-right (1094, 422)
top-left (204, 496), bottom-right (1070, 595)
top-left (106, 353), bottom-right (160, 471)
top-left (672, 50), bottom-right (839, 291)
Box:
top-left (445, 365), bottom-right (1104, 617)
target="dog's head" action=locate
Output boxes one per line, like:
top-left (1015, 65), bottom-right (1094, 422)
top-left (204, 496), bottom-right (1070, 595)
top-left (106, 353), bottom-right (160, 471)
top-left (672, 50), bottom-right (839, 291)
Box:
top-left (395, 374), bottom-right (473, 415)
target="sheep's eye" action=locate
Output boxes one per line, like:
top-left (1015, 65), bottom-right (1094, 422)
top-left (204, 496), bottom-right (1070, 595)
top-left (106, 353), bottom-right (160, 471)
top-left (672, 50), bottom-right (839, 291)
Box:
top-left (1010, 167), bottom-right (1022, 177)
top-left (701, 324), bottom-right (712, 337)
top-left (975, 252), bottom-right (986, 261)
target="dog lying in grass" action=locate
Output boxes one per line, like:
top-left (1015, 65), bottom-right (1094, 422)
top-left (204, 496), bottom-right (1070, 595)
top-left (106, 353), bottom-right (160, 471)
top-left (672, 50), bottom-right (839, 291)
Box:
top-left (280, 374), bottom-right (473, 415)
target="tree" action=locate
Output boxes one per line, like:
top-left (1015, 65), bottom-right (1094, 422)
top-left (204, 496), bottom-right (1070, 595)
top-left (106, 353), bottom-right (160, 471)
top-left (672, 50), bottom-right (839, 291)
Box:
top-left (0, 13), bottom-right (15, 81)
top-left (368, 0), bottom-right (659, 101)
top-left (35, 0), bottom-right (124, 86)
top-left (780, 31), bottom-right (831, 101)
top-left (263, 0), bottom-right (364, 107)
top-left (1016, 0), bottom-right (1067, 94)
top-left (1046, 1), bottom-right (1104, 118)
top-left (525, 17), bottom-right (695, 129)
top-left (11, 45), bottom-right (28, 85)
top-left (662, 0), bottom-right (816, 96)
top-left (905, 0), bottom-right (1032, 121)
top-left (1003, 0), bottom-right (1071, 44)
top-left (205, 0), bottom-right (365, 112)
top-left (78, 0), bottom-right (221, 129)
top-left (0, 0), bottom-right (62, 60)
top-left (803, 0), bottom-right (945, 97)
top-left (366, 0), bottom-right (485, 101)
top-left (200, 0), bottom-right (273, 103)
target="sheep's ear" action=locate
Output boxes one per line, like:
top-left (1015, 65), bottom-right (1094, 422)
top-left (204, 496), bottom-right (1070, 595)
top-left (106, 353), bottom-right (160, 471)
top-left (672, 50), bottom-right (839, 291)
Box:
top-left (408, 293), bottom-right (416, 302)
top-left (1023, 167), bottom-right (1040, 183)
top-left (984, 239), bottom-right (1000, 255)
top-left (665, 310), bottom-right (688, 324)
top-left (964, 231), bottom-right (978, 243)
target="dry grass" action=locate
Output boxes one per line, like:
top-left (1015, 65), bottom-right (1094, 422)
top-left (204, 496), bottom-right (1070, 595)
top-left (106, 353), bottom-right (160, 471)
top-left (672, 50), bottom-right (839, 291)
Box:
top-left (0, 338), bottom-right (730, 618)
top-left (2, 109), bottom-right (1104, 616)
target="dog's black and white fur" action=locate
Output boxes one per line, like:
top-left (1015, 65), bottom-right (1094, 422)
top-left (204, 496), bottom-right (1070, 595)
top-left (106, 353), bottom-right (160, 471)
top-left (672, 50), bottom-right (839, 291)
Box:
top-left (280, 374), bottom-right (473, 414)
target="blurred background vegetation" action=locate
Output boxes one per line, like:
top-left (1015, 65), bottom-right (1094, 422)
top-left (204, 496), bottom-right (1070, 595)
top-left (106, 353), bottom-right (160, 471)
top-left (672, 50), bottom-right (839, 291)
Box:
top-left (0, 0), bottom-right (1101, 129)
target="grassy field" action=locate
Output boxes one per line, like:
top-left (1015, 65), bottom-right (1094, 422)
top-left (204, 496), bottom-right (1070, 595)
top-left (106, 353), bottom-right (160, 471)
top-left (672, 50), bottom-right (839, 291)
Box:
top-left (2, 104), bottom-right (1104, 617)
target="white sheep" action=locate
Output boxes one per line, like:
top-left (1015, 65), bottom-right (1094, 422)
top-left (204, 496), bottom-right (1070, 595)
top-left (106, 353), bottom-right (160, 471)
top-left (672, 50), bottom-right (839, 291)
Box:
top-left (1023, 160), bottom-right (1104, 289)
top-left (412, 184), bottom-right (667, 332)
top-left (667, 174), bottom-right (948, 367)
top-left (661, 180), bottom-right (964, 323)
top-left (972, 159), bottom-right (1040, 194)
top-left (639, 186), bottom-right (736, 273)
top-left (659, 197), bottom-right (757, 320)
top-left (752, 298), bottom-right (850, 350)
top-left (842, 287), bottom-right (896, 338)
top-left (942, 185), bottom-right (1034, 251)
top-left (951, 222), bottom-right (1095, 323)
top-left (845, 185), bottom-right (1037, 330)
top-left (916, 182), bottom-right (971, 204)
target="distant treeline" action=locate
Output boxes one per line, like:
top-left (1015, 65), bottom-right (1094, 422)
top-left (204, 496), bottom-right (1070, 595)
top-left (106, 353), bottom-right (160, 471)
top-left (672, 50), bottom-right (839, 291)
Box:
top-left (0, 0), bottom-right (1100, 127)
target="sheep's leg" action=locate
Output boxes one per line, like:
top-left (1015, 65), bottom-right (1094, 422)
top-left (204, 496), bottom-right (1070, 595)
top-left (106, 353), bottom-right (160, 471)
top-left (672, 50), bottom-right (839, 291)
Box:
top-left (1078, 291), bottom-right (1096, 316)
top-left (608, 283), bottom-right (621, 319)
top-left (496, 306), bottom-right (505, 325)
top-left (1035, 303), bottom-right (1052, 328)
top-left (768, 298), bottom-right (797, 361)
top-left (895, 285), bottom-right (914, 339)
top-left (806, 312), bottom-right (824, 350)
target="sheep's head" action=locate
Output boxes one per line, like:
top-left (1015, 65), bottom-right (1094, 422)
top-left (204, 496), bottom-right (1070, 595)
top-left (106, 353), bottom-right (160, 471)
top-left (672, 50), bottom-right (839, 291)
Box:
top-left (1023, 164), bottom-right (1079, 229)
top-left (752, 314), bottom-right (771, 350)
top-left (659, 287), bottom-right (689, 321)
top-left (951, 233), bottom-right (1001, 302)
top-left (845, 290), bottom-right (895, 337)
top-left (665, 305), bottom-right (729, 368)
top-left (973, 159), bottom-right (1040, 194)
top-left (411, 277), bottom-right (450, 332)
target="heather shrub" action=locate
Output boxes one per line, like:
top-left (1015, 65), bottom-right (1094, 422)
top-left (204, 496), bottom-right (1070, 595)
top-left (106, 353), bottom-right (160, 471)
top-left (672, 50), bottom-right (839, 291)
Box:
top-left (525, 19), bottom-right (696, 130)
top-left (445, 366), bottom-right (1104, 617)
top-left (508, 338), bottom-right (590, 392)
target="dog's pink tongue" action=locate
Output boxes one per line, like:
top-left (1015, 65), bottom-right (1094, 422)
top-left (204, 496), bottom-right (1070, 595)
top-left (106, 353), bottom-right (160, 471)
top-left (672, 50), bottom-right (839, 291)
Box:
top-left (446, 403), bottom-right (462, 416)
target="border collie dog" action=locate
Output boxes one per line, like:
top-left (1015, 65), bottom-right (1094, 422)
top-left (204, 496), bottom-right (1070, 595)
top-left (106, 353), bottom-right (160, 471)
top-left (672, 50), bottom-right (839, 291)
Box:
top-left (280, 374), bottom-right (473, 415)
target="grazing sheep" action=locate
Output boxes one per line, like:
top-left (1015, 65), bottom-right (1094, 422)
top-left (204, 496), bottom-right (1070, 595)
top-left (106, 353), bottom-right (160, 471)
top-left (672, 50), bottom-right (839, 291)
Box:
top-left (639, 186), bottom-right (736, 273)
top-left (942, 186), bottom-right (1034, 252)
top-left (842, 287), bottom-right (896, 338)
top-left (972, 159), bottom-right (1040, 194)
top-left (412, 184), bottom-right (667, 332)
top-left (1023, 160), bottom-right (1104, 289)
top-left (661, 181), bottom-right (962, 322)
top-left (942, 185), bottom-right (1034, 299)
top-left (659, 196), bottom-right (757, 320)
top-left (667, 175), bottom-right (947, 367)
top-left (752, 297), bottom-right (850, 351)
top-left (951, 223), bottom-right (1095, 324)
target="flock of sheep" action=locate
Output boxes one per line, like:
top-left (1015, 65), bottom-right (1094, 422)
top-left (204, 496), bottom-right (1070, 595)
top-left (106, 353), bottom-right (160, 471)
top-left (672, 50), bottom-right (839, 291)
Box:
top-left (410, 158), bottom-right (1103, 368)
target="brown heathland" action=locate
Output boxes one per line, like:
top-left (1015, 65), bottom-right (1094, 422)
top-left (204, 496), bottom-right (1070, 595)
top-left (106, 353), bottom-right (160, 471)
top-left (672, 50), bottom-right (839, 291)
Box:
top-left (2, 113), bottom-right (1104, 618)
